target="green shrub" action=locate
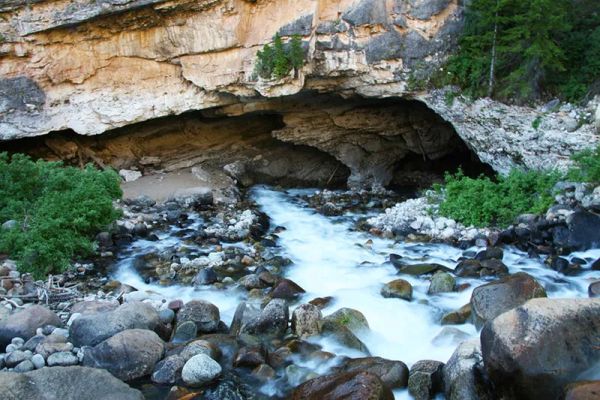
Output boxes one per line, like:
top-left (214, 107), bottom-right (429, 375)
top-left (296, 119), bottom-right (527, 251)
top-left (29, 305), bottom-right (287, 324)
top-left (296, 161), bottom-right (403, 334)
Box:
top-left (254, 33), bottom-right (305, 80)
top-left (568, 144), bottom-right (600, 184)
top-left (437, 169), bottom-right (560, 227)
top-left (0, 153), bottom-right (122, 278)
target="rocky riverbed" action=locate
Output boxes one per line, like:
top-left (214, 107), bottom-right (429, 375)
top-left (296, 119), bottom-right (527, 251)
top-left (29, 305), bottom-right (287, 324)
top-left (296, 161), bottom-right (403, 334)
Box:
top-left (0, 184), bottom-right (599, 400)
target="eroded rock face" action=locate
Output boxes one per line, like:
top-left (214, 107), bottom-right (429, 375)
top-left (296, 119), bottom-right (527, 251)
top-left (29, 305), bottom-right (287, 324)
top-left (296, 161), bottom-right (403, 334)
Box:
top-left (1, 0), bottom-right (596, 186)
top-left (480, 298), bottom-right (600, 400)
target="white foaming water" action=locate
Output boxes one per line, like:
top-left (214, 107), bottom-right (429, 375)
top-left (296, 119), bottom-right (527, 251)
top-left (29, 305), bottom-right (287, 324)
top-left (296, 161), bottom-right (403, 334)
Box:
top-left (113, 187), bottom-right (600, 399)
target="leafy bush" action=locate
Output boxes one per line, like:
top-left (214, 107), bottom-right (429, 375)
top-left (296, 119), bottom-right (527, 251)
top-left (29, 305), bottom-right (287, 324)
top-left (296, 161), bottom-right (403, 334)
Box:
top-left (0, 153), bottom-right (122, 278)
top-left (436, 169), bottom-right (560, 227)
top-left (255, 34), bottom-right (305, 80)
top-left (567, 144), bottom-right (600, 184)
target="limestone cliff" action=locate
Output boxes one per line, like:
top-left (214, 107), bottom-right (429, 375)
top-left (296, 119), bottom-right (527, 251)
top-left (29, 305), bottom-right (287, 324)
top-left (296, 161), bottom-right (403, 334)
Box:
top-left (0, 0), bottom-right (597, 187)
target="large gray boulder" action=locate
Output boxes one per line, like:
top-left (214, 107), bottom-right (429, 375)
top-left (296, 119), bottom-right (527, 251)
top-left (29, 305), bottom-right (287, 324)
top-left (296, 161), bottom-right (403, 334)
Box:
top-left (181, 353), bottom-right (222, 387)
top-left (176, 300), bottom-right (220, 334)
top-left (0, 366), bottom-right (143, 400)
top-left (237, 299), bottom-right (289, 337)
top-left (443, 339), bottom-right (492, 400)
top-left (82, 329), bottom-right (165, 381)
top-left (470, 272), bottom-right (546, 328)
top-left (0, 306), bottom-right (61, 348)
top-left (69, 301), bottom-right (160, 347)
top-left (481, 298), bottom-right (600, 400)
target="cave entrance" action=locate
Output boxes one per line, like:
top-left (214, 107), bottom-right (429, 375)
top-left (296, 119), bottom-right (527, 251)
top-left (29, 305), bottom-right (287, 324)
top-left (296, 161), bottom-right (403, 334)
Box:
top-left (0, 92), bottom-right (490, 192)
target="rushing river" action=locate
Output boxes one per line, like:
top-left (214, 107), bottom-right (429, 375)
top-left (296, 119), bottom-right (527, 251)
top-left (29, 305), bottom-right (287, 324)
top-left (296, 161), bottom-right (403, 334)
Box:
top-left (113, 186), bottom-right (600, 399)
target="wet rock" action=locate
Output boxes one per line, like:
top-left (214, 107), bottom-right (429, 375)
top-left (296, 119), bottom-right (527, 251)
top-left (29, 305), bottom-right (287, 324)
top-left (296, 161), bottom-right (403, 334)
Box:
top-left (239, 299), bottom-right (289, 337)
top-left (308, 296), bottom-right (334, 309)
top-left (180, 339), bottom-right (221, 361)
top-left (47, 351), bottom-right (79, 367)
top-left (193, 268), bottom-right (218, 286)
top-left (0, 305), bottom-right (62, 348)
top-left (428, 272), bottom-right (455, 294)
top-left (321, 320), bottom-right (370, 355)
top-left (177, 300), bottom-right (220, 334)
top-left (443, 339), bottom-right (492, 400)
top-left (291, 370), bottom-right (394, 400)
top-left (171, 320), bottom-right (197, 343)
top-left (151, 355), bottom-right (186, 384)
top-left (408, 360), bottom-right (444, 400)
top-left (269, 278), bottom-right (306, 300)
top-left (564, 211), bottom-right (600, 251)
top-left (291, 303), bottom-right (322, 337)
top-left (82, 329), bottom-right (165, 381)
top-left (441, 304), bottom-right (471, 325)
top-left (323, 307), bottom-right (369, 334)
top-left (181, 354), bottom-right (222, 387)
top-left (0, 366), bottom-right (144, 400)
top-left (481, 298), bottom-right (600, 400)
top-left (69, 301), bottom-right (160, 347)
top-left (564, 381), bottom-right (600, 400)
top-left (589, 281), bottom-right (600, 298)
top-left (233, 345), bottom-right (266, 368)
top-left (470, 272), bottom-right (546, 328)
top-left (475, 247), bottom-right (504, 261)
top-left (252, 363), bottom-right (276, 381)
top-left (335, 357), bottom-right (409, 389)
top-left (397, 263), bottom-right (448, 276)
top-left (381, 279), bottom-right (413, 300)
top-left (238, 274), bottom-right (264, 290)
top-left (432, 327), bottom-right (472, 347)
top-left (480, 259), bottom-right (509, 276)
top-left (159, 308), bottom-right (175, 325)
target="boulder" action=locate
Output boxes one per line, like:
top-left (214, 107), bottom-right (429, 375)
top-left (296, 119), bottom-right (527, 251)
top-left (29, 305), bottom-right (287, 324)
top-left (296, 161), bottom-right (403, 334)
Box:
top-left (589, 281), bottom-right (600, 298)
top-left (171, 320), bottom-right (198, 343)
top-left (441, 304), bottom-right (472, 325)
top-left (443, 339), bottom-right (492, 400)
top-left (564, 211), bottom-right (600, 251)
top-left (47, 351), bottom-right (79, 367)
top-left (397, 263), bottom-right (449, 276)
top-left (323, 307), bottom-right (369, 335)
top-left (408, 360), bottom-right (444, 400)
top-left (238, 299), bottom-right (289, 337)
top-left (70, 300), bottom-right (120, 315)
top-left (69, 301), bottom-right (160, 347)
top-left (0, 306), bottom-right (61, 348)
top-left (321, 320), bottom-right (370, 355)
top-left (564, 381), bottom-right (600, 400)
top-left (291, 303), bottom-right (322, 337)
top-left (82, 329), bottom-right (165, 381)
top-left (269, 278), bottom-right (306, 300)
top-left (291, 370), bottom-right (394, 400)
top-left (0, 366), bottom-right (143, 400)
top-left (151, 355), bottom-right (186, 384)
top-left (428, 272), bottom-right (455, 294)
top-left (181, 354), bottom-right (222, 387)
top-left (381, 279), bottom-right (413, 300)
top-left (177, 300), bottom-right (220, 334)
top-left (481, 298), bottom-right (600, 400)
top-left (334, 357), bottom-right (409, 389)
top-left (470, 272), bottom-right (546, 328)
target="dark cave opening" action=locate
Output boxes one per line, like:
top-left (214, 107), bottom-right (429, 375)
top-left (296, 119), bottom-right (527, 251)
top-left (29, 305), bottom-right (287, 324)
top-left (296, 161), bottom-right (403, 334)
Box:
top-left (0, 92), bottom-right (491, 191)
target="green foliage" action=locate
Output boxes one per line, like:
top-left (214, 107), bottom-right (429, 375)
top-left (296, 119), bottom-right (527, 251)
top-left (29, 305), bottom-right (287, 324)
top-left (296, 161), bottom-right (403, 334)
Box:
top-left (254, 33), bottom-right (306, 80)
top-left (532, 115), bottom-right (542, 129)
top-left (0, 153), bottom-right (122, 278)
top-left (445, 0), bottom-right (600, 102)
top-left (437, 169), bottom-right (560, 227)
top-left (567, 144), bottom-right (600, 184)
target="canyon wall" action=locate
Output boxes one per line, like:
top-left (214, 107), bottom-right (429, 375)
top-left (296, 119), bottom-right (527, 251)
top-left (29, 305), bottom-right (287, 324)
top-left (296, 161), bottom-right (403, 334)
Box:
top-left (0, 0), bottom-right (597, 187)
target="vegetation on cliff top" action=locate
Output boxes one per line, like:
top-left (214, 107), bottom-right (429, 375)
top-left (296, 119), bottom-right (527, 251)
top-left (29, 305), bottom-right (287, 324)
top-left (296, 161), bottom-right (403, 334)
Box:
top-left (435, 145), bottom-right (600, 227)
top-left (0, 153), bottom-right (122, 278)
top-left (442, 0), bottom-right (600, 103)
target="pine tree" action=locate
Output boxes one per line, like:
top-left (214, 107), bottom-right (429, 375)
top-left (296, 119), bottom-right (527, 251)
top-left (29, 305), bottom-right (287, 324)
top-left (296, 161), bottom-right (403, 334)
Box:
top-left (273, 33), bottom-right (291, 79)
top-left (255, 44), bottom-right (274, 79)
top-left (289, 34), bottom-right (305, 77)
